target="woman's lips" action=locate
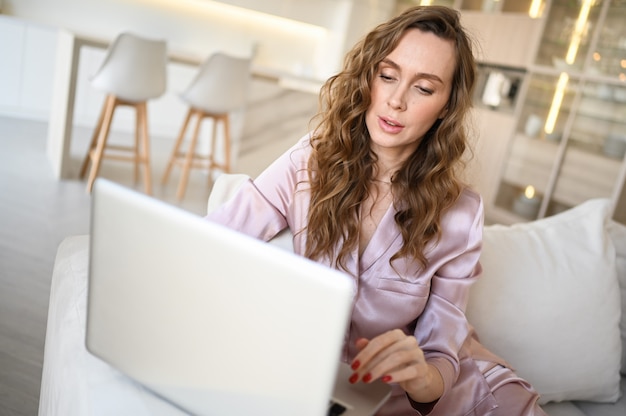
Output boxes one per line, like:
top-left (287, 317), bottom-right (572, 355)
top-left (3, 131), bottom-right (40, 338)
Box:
top-left (378, 116), bottom-right (404, 134)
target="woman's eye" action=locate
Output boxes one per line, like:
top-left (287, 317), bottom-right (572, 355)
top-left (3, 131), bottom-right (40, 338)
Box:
top-left (379, 73), bottom-right (394, 82)
top-left (417, 86), bottom-right (433, 95)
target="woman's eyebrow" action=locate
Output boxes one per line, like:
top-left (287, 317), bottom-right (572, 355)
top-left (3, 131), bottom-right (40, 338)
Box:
top-left (380, 58), bottom-right (444, 84)
top-left (380, 58), bottom-right (400, 70)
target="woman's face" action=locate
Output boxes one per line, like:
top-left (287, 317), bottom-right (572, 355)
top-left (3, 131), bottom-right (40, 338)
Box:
top-left (365, 28), bottom-right (455, 162)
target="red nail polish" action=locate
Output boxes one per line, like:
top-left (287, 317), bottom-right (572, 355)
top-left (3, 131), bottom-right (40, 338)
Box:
top-left (349, 373), bottom-right (359, 384)
top-left (351, 360), bottom-right (360, 370)
top-left (382, 375), bottom-right (392, 383)
top-left (363, 373), bottom-right (372, 383)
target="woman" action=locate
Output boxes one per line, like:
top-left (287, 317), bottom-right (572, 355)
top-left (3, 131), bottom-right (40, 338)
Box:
top-left (207, 5), bottom-right (545, 416)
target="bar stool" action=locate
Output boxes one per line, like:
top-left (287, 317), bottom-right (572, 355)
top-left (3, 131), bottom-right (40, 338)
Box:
top-left (80, 32), bottom-right (167, 194)
top-left (161, 52), bottom-right (252, 200)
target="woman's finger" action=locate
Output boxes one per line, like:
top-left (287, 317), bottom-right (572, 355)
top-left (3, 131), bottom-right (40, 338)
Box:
top-left (350, 330), bottom-right (423, 383)
top-left (351, 330), bottom-right (404, 370)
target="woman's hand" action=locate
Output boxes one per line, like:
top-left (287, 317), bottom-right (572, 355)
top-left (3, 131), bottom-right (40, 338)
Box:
top-left (349, 329), bottom-right (444, 404)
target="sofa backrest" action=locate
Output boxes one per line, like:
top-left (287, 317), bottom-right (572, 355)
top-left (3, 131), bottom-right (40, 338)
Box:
top-left (207, 173), bottom-right (626, 406)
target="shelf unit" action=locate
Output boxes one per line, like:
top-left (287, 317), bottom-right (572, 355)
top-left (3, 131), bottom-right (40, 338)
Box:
top-left (490, 0), bottom-right (626, 225)
top-left (395, 0), bottom-right (543, 14)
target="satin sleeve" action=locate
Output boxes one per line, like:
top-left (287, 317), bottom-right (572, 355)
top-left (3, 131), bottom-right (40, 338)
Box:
top-left (205, 134), bottom-right (311, 243)
top-left (410, 193), bottom-right (484, 413)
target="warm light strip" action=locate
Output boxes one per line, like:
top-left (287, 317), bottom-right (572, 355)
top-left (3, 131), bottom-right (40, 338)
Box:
top-left (565, 0), bottom-right (593, 65)
top-left (419, 0), bottom-right (433, 5)
top-left (190, 0), bottom-right (328, 37)
top-left (139, 0), bottom-right (329, 38)
top-left (528, 0), bottom-right (543, 18)
top-left (544, 72), bottom-right (569, 135)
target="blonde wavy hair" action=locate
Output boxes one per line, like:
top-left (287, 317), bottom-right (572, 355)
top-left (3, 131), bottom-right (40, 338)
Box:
top-left (304, 5), bottom-right (477, 272)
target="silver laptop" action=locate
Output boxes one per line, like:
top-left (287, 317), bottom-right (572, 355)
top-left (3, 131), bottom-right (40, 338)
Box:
top-left (86, 179), bottom-right (391, 416)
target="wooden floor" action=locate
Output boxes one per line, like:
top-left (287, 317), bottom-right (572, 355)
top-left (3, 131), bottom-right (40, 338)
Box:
top-left (0, 79), bottom-right (317, 415)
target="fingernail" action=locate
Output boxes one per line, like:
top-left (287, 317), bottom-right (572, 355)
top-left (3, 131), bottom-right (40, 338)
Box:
top-left (349, 373), bottom-right (359, 384)
top-left (351, 360), bottom-right (360, 370)
top-left (382, 375), bottom-right (392, 383)
top-left (362, 373), bottom-right (372, 383)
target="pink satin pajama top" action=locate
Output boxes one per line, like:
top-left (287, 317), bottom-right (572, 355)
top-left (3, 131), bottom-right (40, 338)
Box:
top-left (206, 135), bottom-right (508, 415)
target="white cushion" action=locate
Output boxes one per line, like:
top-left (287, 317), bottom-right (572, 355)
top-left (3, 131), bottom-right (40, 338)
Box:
top-left (207, 173), bottom-right (294, 251)
top-left (608, 220), bottom-right (626, 375)
top-left (207, 173), bottom-right (250, 214)
top-left (467, 199), bottom-right (622, 405)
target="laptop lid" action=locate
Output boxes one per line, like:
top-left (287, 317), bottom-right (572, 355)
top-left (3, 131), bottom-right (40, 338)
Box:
top-left (86, 179), bottom-right (388, 416)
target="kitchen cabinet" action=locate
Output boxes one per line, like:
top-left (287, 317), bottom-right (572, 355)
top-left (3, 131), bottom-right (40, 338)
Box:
top-left (490, 0), bottom-right (626, 224)
top-left (460, 0), bottom-right (540, 12)
top-left (0, 15), bottom-right (56, 119)
top-left (395, 1), bottom-right (545, 68)
top-left (395, 0), bottom-right (543, 14)
top-left (461, 11), bottom-right (544, 67)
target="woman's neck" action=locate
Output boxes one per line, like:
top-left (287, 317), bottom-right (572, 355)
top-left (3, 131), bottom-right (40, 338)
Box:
top-left (372, 149), bottom-right (407, 184)
top-left (373, 162), bottom-right (400, 184)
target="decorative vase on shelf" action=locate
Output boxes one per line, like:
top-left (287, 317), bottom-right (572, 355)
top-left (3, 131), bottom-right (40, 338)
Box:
top-left (524, 114), bottom-right (543, 138)
top-left (513, 185), bottom-right (541, 219)
top-left (603, 134), bottom-right (626, 159)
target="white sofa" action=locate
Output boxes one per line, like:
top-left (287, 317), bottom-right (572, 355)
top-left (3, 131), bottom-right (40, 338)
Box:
top-left (39, 174), bottom-right (626, 415)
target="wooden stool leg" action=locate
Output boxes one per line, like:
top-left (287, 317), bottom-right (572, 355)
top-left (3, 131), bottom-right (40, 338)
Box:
top-left (176, 110), bottom-right (203, 200)
top-left (209, 114), bottom-right (220, 172)
top-left (222, 114), bottom-right (232, 173)
top-left (138, 102), bottom-right (152, 195)
top-left (205, 115), bottom-right (219, 187)
top-left (80, 96), bottom-right (108, 179)
top-left (86, 96), bottom-right (117, 193)
top-left (133, 103), bottom-right (141, 184)
top-left (209, 114), bottom-right (231, 174)
top-left (162, 108), bottom-right (193, 185)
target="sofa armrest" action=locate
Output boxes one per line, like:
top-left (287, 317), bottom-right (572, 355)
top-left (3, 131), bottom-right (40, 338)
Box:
top-left (39, 236), bottom-right (188, 416)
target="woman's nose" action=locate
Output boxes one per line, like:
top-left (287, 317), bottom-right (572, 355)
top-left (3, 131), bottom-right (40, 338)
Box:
top-left (388, 87), bottom-right (407, 111)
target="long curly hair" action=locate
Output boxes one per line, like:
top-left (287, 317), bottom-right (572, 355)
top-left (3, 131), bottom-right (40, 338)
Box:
top-left (305, 5), bottom-right (477, 272)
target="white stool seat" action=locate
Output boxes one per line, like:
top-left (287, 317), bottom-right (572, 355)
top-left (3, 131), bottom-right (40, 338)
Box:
top-left (161, 52), bottom-right (252, 200)
top-left (80, 32), bottom-right (167, 194)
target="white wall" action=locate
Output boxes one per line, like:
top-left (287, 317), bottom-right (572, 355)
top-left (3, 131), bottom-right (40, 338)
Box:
top-left (2, 0), bottom-right (390, 80)
top-left (0, 0), bottom-right (393, 135)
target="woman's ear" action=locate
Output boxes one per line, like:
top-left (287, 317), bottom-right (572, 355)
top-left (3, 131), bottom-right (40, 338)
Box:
top-left (438, 106), bottom-right (448, 120)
